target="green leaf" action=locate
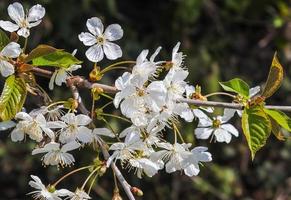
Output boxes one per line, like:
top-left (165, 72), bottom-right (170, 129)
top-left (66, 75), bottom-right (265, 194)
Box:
top-left (269, 117), bottom-right (285, 141)
top-left (219, 78), bottom-right (250, 98)
top-left (0, 75), bottom-right (27, 121)
top-left (241, 105), bottom-right (271, 160)
top-left (264, 109), bottom-right (291, 132)
top-left (32, 50), bottom-right (82, 68)
top-left (24, 45), bottom-right (57, 63)
top-left (0, 29), bottom-right (10, 51)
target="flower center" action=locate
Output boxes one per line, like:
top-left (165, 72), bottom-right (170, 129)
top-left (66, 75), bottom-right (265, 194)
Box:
top-left (96, 36), bottom-right (105, 45)
top-left (19, 19), bottom-right (28, 28)
top-left (137, 88), bottom-right (145, 96)
top-left (212, 119), bottom-right (221, 128)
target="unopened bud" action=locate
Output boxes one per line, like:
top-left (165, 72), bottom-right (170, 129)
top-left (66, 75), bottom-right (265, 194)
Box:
top-left (89, 66), bottom-right (103, 82)
top-left (131, 187), bottom-right (143, 196)
top-left (112, 188), bottom-right (123, 200)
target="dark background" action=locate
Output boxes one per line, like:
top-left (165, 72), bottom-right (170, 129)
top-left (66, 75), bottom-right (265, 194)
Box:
top-left (0, 0), bottom-right (291, 199)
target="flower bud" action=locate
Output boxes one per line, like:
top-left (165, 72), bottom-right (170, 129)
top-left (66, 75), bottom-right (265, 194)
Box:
top-left (89, 66), bottom-right (103, 82)
top-left (131, 187), bottom-right (143, 196)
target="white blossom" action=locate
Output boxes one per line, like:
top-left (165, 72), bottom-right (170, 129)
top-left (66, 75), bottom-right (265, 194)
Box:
top-left (69, 189), bottom-right (91, 200)
top-left (0, 2), bottom-right (45, 38)
top-left (11, 112), bottom-right (54, 142)
top-left (107, 131), bottom-right (145, 166)
top-left (79, 17), bottom-right (123, 62)
top-left (28, 175), bottom-right (73, 200)
top-left (32, 141), bottom-right (80, 167)
top-left (128, 157), bottom-right (161, 178)
top-left (195, 108), bottom-right (239, 143)
top-left (49, 50), bottom-right (81, 90)
top-left (58, 113), bottom-right (93, 144)
top-left (0, 42), bottom-right (21, 77)
top-left (182, 147), bottom-right (212, 176)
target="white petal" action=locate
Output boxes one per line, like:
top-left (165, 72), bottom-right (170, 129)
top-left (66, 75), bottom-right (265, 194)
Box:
top-left (55, 69), bottom-right (67, 86)
top-left (0, 20), bottom-right (19, 32)
top-left (17, 27), bottom-right (30, 38)
top-left (61, 141), bottom-right (80, 152)
top-left (11, 128), bottom-right (24, 142)
top-left (150, 46), bottom-right (162, 62)
top-left (184, 164), bottom-right (200, 176)
top-left (0, 121), bottom-right (16, 131)
top-left (77, 126), bottom-right (93, 143)
top-left (28, 20), bottom-right (42, 28)
top-left (103, 42), bottom-right (122, 60)
top-left (61, 113), bottom-right (76, 124)
top-left (86, 17), bottom-right (103, 36)
top-left (136, 49), bottom-right (149, 64)
top-left (221, 124), bottom-right (239, 137)
top-left (93, 128), bottom-right (115, 137)
top-left (28, 4), bottom-right (45, 22)
top-left (195, 127), bottom-right (213, 139)
top-left (249, 86), bottom-right (260, 98)
top-left (214, 129), bottom-right (231, 143)
top-left (47, 121), bottom-right (66, 129)
top-left (104, 24), bottom-right (123, 41)
top-left (1, 42), bottom-right (21, 58)
top-left (15, 112), bottom-right (32, 120)
top-left (49, 70), bottom-right (57, 90)
top-left (85, 44), bottom-right (103, 62)
top-left (8, 2), bottom-right (24, 24)
top-left (221, 108), bottom-right (236, 123)
top-left (0, 60), bottom-right (14, 77)
top-left (78, 32), bottom-right (96, 46)
top-left (76, 114), bottom-right (92, 125)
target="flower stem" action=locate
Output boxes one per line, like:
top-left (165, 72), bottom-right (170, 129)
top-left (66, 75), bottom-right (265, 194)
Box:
top-left (100, 101), bottom-right (113, 110)
top-left (100, 113), bottom-right (131, 123)
top-left (87, 173), bottom-right (98, 194)
top-left (100, 61), bottom-right (135, 74)
top-left (81, 168), bottom-right (99, 190)
top-left (23, 38), bottom-right (28, 54)
top-left (204, 92), bottom-right (236, 98)
top-left (52, 166), bottom-right (92, 187)
top-left (100, 93), bottom-right (113, 100)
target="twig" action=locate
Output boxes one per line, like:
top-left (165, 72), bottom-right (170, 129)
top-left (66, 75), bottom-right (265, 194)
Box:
top-left (32, 67), bottom-right (291, 112)
top-left (65, 75), bottom-right (135, 200)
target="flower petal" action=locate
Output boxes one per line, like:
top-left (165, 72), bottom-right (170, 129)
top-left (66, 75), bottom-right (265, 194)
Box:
top-left (0, 60), bottom-right (14, 77)
top-left (1, 42), bottom-right (21, 58)
top-left (195, 127), bottom-right (213, 140)
top-left (86, 17), bottom-right (103, 36)
top-left (11, 128), bottom-right (24, 142)
top-left (0, 20), bottom-right (19, 32)
top-left (93, 128), bottom-right (115, 138)
top-left (76, 114), bottom-right (92, 125)
top-left (221, 124), bottom-right (239, 137)
top-left (8, 2), bottom-right (24, 24)
top-left (17, 27), bottom-right (30, 38)
top-left (104, 24), bottom-right (123, 41)
top-left (78, 32), bottom-right (96, 46)
top-left (27, 4), bottom-right (45, 22)
top-left (85, 44), bottom-right (104, 62)
top-left (103, 42), bottom-right (122, 60)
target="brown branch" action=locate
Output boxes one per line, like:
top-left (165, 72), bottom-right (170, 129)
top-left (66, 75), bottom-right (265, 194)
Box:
top-left (65, 74), bottom-right (135, 200)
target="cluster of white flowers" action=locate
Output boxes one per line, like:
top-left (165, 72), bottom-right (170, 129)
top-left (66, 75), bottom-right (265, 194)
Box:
top-left (11, 108), bottom-right (114, 168)
top-left (0, 2), bottom-right (245, 199)
top-left (106, 42), bottom-right (242, 179)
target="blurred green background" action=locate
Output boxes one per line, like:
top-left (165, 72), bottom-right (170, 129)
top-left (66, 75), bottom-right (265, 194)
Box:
top-left (0, 0), bottom-right (291, 199)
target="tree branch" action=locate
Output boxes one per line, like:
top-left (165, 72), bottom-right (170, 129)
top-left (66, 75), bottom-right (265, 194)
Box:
top-left (66, 76), bottom-right (135, 200)
top-left (32, 67), bottom-right (291, 112)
